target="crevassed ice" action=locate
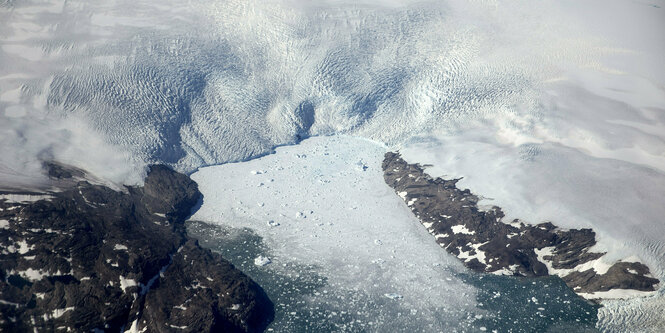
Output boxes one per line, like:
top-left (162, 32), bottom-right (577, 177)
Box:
top-left (5, 0), bottom-right (663, 186)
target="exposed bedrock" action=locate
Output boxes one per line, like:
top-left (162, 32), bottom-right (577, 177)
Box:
top-left (382, 152), bottom-right (659, 299)
top-left (0, 164), bottom-right (274, 332)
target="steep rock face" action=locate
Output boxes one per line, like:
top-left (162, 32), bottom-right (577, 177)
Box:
top-left (382, 152), bottom-right (659, 300)
top-left (0, 164), bottom-right (273, 332)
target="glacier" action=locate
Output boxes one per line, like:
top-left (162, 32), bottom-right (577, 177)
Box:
top-left (1, 0), bottom-right (664, 331)
top-left (2, 0), bottom-right (663, 181)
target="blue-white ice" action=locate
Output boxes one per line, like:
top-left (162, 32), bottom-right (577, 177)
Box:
top-left (1, 0), bottom-right (664, 330)
top-left (0, 0), bottom-right (634, 184)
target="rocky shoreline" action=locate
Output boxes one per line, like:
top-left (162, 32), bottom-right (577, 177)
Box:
top-left (0, 163), bottom-right (274, 332)
top-left (382, 152), bottom-right (659, 300)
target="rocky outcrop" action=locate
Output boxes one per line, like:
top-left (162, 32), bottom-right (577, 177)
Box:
top-left (383, 152), bottom-right (659, 300)
top-left (0, 164), bottom-right (274, 332)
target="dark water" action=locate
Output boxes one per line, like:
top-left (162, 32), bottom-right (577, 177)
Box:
top-left (458, 274), bottom-right (599, 332)
top-left (187, 221), bottom-right (599, 332)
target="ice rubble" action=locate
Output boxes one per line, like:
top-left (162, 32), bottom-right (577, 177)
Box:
top-left (191, 136), bottom-right (479, 328)
top-left (253, 256), bottom-right (272, 267)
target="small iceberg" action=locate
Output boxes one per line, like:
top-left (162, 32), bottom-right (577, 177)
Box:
top-left (254, 256), bottom-right (272, 267)
top-left (384, 293), bottom-right (403, 300)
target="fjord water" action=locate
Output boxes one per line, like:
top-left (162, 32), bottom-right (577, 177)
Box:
top-left (188, 222), bottom-right (599, 332)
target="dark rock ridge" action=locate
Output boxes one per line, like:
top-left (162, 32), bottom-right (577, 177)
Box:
top-left (0, 163), bottom-right (274, 332)
top-left (383, 152), bottom-right (659, 299)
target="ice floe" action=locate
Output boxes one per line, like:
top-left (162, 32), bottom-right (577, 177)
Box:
top-left (191, 136), bottom-right (478, 330)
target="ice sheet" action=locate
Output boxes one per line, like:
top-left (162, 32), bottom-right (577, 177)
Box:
top-left (5, 0), bottom-right (661, 186)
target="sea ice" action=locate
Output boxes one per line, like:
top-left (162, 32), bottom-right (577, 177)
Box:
top-left (191, 136), bottom-right (478, 330)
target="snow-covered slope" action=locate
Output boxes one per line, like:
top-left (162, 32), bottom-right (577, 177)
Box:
top-left (398, 141), bottom-right (665, 331)
top-left (6, 0), bottom-right (662, 183)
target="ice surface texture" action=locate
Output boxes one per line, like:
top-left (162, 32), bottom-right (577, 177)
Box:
top-left (5, 0), bottom-right (663, 183)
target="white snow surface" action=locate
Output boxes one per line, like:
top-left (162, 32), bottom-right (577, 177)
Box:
top-left (16, 268), bottom-right (47, 281)
top-left (191, 136), bottom-right (478, 326)
top-left (118, 276), bottom-right (138, 292)
top-left (534, 246), bottom-right (616, 279)
top-left (451, 225), bottom-right (475, 236)
top-left (578, 289), bottom-right (658, 301)
top-left (1, 0), bottom-right (661, 188)
top-left (50, 307), bottom-right (75, 319)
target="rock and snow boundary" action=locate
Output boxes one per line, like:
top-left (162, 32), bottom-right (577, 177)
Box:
top-left (382, 152), bottom-right (659, 301)
top-left (0, 163), bottom-right (273, 332)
